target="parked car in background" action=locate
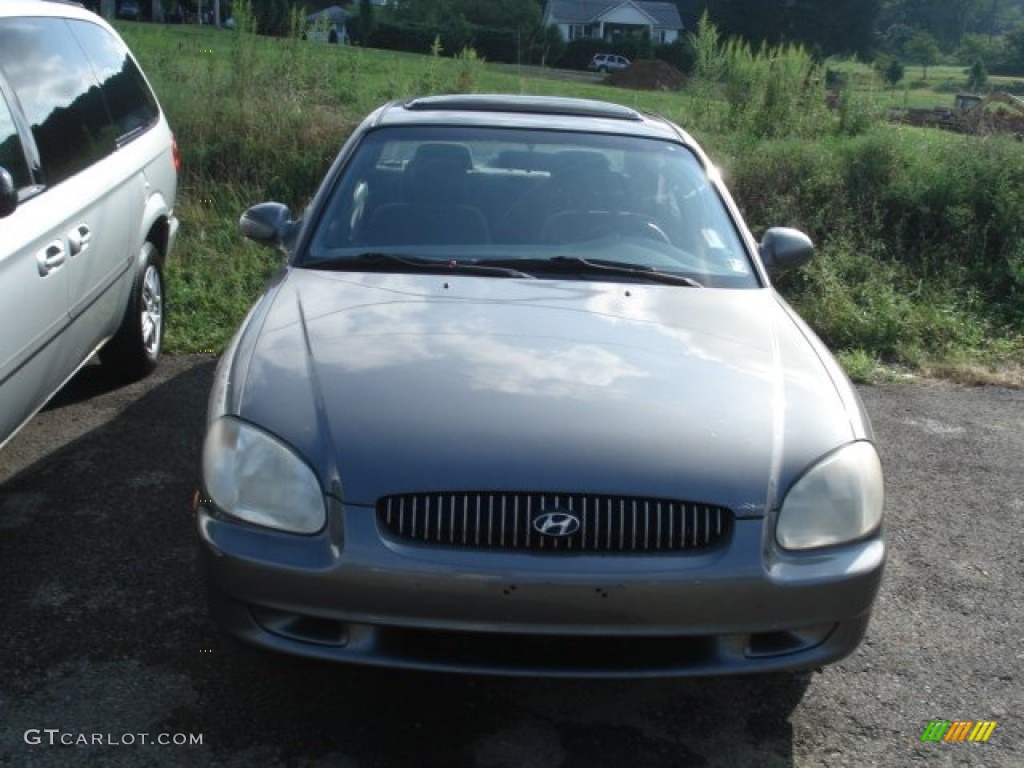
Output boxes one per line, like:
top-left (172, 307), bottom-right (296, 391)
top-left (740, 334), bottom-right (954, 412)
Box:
top-left (0, 0), bottom-right (179, 450)
top-left (117, 0), bottom-right (141, 21)
top-left (588, 53), bottom-right (631, 73)
top-left (196, 94), bottom-right (885, 677)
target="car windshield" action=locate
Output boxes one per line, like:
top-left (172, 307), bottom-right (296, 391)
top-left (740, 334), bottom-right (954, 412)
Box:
top-left (303, 125), bottom-right (758, 288)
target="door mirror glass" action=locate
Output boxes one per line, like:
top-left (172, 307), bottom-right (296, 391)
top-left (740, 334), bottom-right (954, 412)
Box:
top-left (240, 202), bottom-right (293, 247)
top-left (760, 227), bottom-right (814, 276)
top-left (0, 168), bottom-right (16, 218)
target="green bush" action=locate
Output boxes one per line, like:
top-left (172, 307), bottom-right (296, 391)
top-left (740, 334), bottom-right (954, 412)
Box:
top-left (369, 21), bottom-right (438, 56)
top-left (654, 38), bottom-right (696, 74)
top-left (686, 14), bottom-right (833, 139)
top-left (721, 129), bottom-right (1024, 364)
top-left (366, 19), bottom-right (534, 64)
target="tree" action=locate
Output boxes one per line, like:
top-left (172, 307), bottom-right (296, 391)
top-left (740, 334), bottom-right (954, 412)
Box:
top-left (539, 24), bottom-right (565, 68)
top-left (250, 0), bottom-right (288, 35)
top-left (1007, 21), bottom-right (1024, 71)
top-left (393, 0), bottom-right (540, 32)
top-left (906, 29), bottom-right (941, 77)
top-left (883, 23), bottom-right (916, 55)
top-left (880, 0), bottom-right (1002, 50)
top-left (967, 57), bottom-right (989, 89)
top-left (700, 0), bottom-right (880, 57)
top-left (789, 0), bottom-right (882, 57)
top-left (957, 33), bottom-right (1005, 65)
top-left (875, 53), bottom-right (906, 88)
top-left (354, 0), bottom-right (375, 45)
top-left (887, 57), bottom-right (907, 87)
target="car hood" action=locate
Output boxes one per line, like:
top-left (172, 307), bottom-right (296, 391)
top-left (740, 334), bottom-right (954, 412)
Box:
top-left (228, 270), bottom-right (865, 513)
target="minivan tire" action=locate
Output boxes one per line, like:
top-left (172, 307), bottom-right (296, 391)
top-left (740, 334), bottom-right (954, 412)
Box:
top-left (101, 241), bottom-right (163, 380)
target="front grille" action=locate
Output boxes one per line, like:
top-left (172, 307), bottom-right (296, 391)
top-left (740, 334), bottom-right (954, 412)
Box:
top-left (377, 492), bottom-right (732, 553)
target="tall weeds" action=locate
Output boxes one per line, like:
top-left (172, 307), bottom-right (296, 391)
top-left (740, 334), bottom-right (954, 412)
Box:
top-left (453, 46), bottom-right (482, 94)
top-left (723, 129), bottom-right (1024, 365)
top-left (688, 12), bottom-right (832, 138)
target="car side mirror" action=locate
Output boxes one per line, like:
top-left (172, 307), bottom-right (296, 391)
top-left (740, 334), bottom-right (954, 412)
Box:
top-left (240, 202), bottom-right (294, 248)
top-left (759, 227), bottom-right (814, 276)
top-left (0, 168), bottom-right (17, 219)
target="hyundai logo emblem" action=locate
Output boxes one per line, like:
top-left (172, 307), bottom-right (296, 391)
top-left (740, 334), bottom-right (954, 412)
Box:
top-left (532, 510), bottom-right (581, 537)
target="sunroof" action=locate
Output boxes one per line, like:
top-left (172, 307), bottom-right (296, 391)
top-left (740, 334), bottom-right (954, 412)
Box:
top-left (403, 95), bottom-right (644, 122)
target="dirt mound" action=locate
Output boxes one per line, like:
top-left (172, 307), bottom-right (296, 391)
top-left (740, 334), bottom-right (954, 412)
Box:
top-left (605, 59), bottom-right (686, 91)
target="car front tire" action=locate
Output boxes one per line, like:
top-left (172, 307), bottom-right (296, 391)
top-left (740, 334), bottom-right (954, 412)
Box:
top-left (101, 241), bottom-right (163, 381)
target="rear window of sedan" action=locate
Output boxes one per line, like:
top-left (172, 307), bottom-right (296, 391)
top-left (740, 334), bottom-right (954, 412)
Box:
top-left (305, 126), bottom-right (757, 289)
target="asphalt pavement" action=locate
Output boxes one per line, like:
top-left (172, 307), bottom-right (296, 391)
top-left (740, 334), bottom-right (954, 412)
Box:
top-left (0, 355), bottom-right (1021, 767)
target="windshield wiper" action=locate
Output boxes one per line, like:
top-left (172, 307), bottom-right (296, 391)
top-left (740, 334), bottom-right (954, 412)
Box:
top-left (478, 256), bottom-right (703, 287)
top-left (308, 252), bottom-right (535, 279)
top-left (555, 257), bottom-right (703, 287)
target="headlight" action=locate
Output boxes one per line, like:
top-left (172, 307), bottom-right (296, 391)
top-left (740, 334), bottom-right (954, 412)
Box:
top-left (202, 417), bottom-right (326, 534)
top-left (776, 441), bottom-right (883, 550)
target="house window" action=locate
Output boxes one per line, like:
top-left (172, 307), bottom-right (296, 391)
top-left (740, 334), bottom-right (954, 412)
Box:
top-left (569, 25), bottom-right (587, 41)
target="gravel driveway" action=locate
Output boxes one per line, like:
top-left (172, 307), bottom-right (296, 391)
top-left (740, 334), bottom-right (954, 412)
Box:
top-left (1, 355), bottom-right (1021, 767)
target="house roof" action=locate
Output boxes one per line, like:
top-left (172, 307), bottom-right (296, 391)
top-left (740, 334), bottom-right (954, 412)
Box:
top-left (307, 5), bottom-right (352, 25)
top-left (545, 0), bottom-right (684, 30)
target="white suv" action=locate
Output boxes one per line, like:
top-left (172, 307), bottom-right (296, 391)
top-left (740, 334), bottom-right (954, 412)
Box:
top-left (0, 1), bottom-right (179, 449)
top-left (587, 53), bottom-right (631, 73)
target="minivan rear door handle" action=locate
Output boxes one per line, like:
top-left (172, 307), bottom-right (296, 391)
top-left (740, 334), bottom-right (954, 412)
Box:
top-left (68, 224), bottom-right (91, 256)
top-left (37, 241), bottom-right (66, 276)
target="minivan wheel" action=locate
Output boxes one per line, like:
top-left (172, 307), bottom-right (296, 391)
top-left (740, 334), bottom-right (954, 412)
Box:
top-left (101, 241), bottom-right (163, 380)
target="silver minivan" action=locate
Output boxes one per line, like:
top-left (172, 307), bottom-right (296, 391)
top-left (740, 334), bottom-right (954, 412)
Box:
top-left (0, 1), bottom-right (179, 449)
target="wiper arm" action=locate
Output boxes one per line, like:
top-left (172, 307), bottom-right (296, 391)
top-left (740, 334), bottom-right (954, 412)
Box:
top-left (309, 252), bottom-right (535, 279)
top-left (318, 254), bottom-right (701, 286)
top-left (553, 257), bottom-right (703, 287)
top-left (482, 256), bottom-right (703, 287)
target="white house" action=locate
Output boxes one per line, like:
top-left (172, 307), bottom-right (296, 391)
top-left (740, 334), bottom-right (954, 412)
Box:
top-left (543, 0), bottom-right (685, 46)
top-left (306, 5), bottom-right (352, 44)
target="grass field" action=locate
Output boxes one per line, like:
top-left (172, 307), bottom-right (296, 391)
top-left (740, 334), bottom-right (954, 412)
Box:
top-left (828, 58), bottom-right (1024, 110)
top-left (116, 22), bottom-right (1024, 386)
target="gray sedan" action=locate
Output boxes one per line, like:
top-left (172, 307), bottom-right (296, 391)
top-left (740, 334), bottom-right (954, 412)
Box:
top-left (195, 95), bottom-right (884, 677)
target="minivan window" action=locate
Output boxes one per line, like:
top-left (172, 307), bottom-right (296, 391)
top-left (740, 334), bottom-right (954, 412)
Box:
top-left (0, 91), bottom-right (29, 189)
top-left (0, 18), bottom-right (115, 187)
top-left (69, 19), bottom-right (159, 144)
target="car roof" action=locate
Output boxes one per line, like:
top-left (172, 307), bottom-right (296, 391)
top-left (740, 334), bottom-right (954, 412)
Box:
top-left (369, 94), bottom-right (694, 145)
top-left (0, 1), bottom-right (99, 21)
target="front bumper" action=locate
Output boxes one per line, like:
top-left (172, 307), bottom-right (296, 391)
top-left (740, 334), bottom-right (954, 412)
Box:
top-left (166, 212), bottom-right (180, 258)
top-left (197, 503), bottom-right (884, 677)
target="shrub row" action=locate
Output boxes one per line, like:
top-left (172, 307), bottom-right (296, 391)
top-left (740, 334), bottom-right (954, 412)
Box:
top-left (361, 19), bottom-right (546, 64)
top-left (720, 129), bottom-right (1024, 361)
top-left (360, 21), bottom-right (694, 73)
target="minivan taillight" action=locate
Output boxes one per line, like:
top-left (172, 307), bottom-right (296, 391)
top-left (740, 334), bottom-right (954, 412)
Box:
top-left (171, 133), bottom-right (181, 174)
